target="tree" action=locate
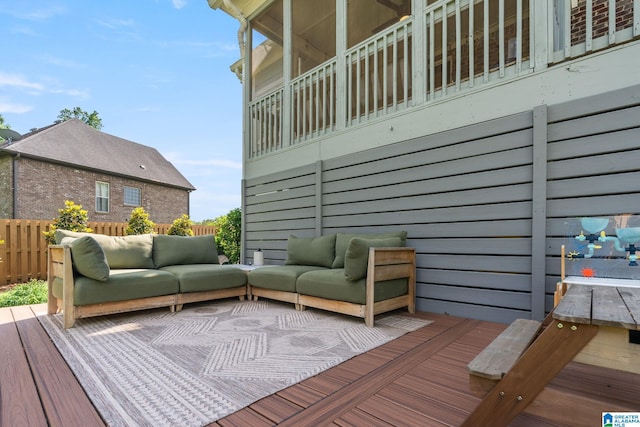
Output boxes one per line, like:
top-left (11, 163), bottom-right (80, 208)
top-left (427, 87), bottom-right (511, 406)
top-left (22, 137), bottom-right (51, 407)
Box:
top-left (58, 107), bottom-right (103, 130)
top-left (212, 208), bottom-right (241, 264)
top-left (167, 214), bottom-right (194, 236)
top-left (0, 114), bottom-right (9, 142)
top-left (43, 200), bottom-right (93, 245)
top-left (126, 207), bottom-right (156, 235)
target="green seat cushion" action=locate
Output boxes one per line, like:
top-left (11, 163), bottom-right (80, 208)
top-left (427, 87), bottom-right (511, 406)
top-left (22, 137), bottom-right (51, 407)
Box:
top-left (55, 230), bottom-right (154, 269)
top-left (285, 234), bottom-right (336, 268)
top-left (295, 269), bottom-right (408, 305)
top-left (52, 269), bottom-right (179, 306)
top-left (344, 237), bottom-right (403, 281)
top-left (160, 264), bottom-right (247, 293)
top-left (153, 234), bottom-right (218, 268)
top-left (332, 231), bottom-right (407, 268)
top-left (248, 265), bottom-right (328, 292)
top-left (60, 236), bottom-right (110, 281)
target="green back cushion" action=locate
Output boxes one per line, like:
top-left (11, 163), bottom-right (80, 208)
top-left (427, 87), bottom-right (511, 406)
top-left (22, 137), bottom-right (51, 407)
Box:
top-left (60, 236), bottom-right (110, 281)
top-left (344, 236), bottom-right (403, 281)
top-left (285, 234), bottom-right (336, 268)
top-left (153, 234), bottom-right (218, 267)
top-left (55, 230), bottom-right (154, 269)
top-left (333, 231), bottom-right (407, 268)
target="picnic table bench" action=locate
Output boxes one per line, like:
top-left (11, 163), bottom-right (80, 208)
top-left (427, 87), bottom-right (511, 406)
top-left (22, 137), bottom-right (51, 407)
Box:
top-left (463, 281), bottom-right (640, 426)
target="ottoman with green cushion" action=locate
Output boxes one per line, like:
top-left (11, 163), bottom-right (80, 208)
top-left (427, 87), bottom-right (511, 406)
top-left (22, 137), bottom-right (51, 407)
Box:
top-left (160, 264), bottom-right (247, 293)
top-left (51, 269), bottom-right (179, 306)
top-left (248, 265), bottom-right (328, 292)
top-left (295, 269), bottom-right (408, 305)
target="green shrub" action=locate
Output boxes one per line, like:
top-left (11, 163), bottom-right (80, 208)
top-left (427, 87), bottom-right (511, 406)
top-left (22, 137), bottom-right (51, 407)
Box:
top-left (167, 214), bottom-right (194, 236)
top-left (0, 279), bottom-right (48, 307)
top-left (126, 207), bottom-right (156, 235)
top-left (212, 208), bottom-right (241, 264)
top-left (43, 200), bottom-right (93, 245)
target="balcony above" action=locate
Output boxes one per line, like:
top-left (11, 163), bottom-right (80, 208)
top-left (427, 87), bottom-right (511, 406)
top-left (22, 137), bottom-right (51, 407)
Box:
top-left (211, 0), bottom-right (640, 163)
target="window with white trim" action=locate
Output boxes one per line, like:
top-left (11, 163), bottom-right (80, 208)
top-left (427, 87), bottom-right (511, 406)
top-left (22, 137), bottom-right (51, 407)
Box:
top-left (95, 181), bottom-right (109, 212)
top-left (124, 186), bottom-right (141, 206)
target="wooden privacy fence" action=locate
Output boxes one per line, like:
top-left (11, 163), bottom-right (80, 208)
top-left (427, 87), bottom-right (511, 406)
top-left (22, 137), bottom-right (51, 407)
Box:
top-left (0, 219), bottom-right (217, 286)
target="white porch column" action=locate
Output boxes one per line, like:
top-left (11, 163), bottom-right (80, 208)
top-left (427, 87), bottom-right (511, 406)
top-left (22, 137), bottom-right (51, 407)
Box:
top-left (283, 0), bottom-right (292, 146)
top-left (242, 23), bottom-right (252, 167)
top-left (412, 0), bottom-right (426, 105)
top-left (533, 0), bottom-right (551, 71)
top-left (335, 0), bottom-right (347, 130)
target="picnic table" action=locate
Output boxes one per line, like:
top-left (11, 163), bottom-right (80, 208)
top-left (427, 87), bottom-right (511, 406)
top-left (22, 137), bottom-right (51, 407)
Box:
top-left (463, 279), bottom-right (640, 426)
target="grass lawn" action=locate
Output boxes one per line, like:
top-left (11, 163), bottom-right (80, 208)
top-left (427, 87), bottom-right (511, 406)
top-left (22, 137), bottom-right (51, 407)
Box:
top-left (0, 279), bottom-right (48, 307)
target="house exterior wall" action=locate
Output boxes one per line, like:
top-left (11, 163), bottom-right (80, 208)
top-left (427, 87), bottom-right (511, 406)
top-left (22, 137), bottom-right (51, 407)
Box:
top-left (0, 156), bottom-right (13, 218)
top-left (242, 83), bottom-right (640, 324)
top-left (227, 0), bottom-right (640, 324)
top-left (11, 157), bottom-right (189, 223)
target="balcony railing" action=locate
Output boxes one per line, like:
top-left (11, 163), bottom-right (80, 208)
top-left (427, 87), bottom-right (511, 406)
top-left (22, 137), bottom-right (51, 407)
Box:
top-left (346, 19), bottom-right (413, 125)
top-left (291, 61), bottom-right (337, 145)
top-left (249, 89), bottom-right (283, 158)
top-left (246, 0), bottom-right (639, 159)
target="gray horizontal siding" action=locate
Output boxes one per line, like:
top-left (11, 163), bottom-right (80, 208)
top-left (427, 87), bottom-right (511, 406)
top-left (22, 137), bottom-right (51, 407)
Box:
top-left (242, 84), bottom-right (640, 324)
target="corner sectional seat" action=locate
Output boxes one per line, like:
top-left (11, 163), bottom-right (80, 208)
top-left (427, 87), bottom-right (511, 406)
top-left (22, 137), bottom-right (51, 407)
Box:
top-left (47, 231), bottom-right (248, 328)
top-left (247, 231), bottom-right (416, 326)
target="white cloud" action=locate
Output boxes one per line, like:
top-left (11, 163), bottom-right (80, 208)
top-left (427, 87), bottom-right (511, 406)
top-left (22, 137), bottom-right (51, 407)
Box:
top-left (0, 72), bottom-right (44, 91)
top-left (177, 158), bottom-right (242, 169)
top-left (172, 0), bottom-right (187, 10)
top-left (50, 88), bottom-right (90, 98)
top-left (0, 99), bottom-right (33, 114)
top-left (39, 54), bottom-right (85, 69)
top-left (165, 152), bottom-right (242, 170)
top-left (95, 18), bottom-right (135, 30)
top-left (0, 71), bottom-right (89, 99)
top-left (9, 25), bottom-right (37, 36)
top-left (0, 5), bottom-right (68, 22)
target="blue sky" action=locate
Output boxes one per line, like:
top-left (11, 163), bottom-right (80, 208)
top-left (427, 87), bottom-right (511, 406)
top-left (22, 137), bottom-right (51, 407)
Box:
top-left (0, 0), bottom-right (243, 222)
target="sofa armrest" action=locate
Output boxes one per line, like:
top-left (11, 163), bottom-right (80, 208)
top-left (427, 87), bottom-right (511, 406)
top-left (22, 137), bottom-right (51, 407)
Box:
top-left (365, 247), bottom-right (416, 326)
top-left (47, 245), bottom-right (76, 328)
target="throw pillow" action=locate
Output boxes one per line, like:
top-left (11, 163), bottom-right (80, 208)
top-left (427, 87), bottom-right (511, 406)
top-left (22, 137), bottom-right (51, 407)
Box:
top-left (153, 234), bottom-right (218, 268)
top-left (60, 236), bottom-right (110, 282)
top-left (55, 230), bottom-right (154, 269)
top-left (333, 231), bottom-right (407, 268)
top-left (285, 234), bottom-right (336, 268)
top-left (344, 236), bottom-right (403, 281)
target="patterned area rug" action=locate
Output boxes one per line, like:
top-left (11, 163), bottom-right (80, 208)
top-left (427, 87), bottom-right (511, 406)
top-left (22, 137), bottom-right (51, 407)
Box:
top-left (38, 299), bottom-right (431, 427)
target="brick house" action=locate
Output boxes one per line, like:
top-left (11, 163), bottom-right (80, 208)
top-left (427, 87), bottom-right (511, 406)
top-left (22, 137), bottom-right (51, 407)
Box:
top-left (0, 119), bottom-right (195, 223)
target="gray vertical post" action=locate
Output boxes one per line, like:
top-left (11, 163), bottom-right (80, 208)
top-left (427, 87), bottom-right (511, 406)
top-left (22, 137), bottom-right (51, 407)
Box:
top-left (531, 104), bottom-right (548, 320)
top-left (315, 160), bottom-right (323, 235)
top-left (241, 178), bottom-right (247, 264)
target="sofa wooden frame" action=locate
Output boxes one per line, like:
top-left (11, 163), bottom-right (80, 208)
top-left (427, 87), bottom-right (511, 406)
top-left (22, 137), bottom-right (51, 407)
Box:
top-left (47, 245), bottom-right (247, 329)
top-left (250, 247), bottom-right (417, 327)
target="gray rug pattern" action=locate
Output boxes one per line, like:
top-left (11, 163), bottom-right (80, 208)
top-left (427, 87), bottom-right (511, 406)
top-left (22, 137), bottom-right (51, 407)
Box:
top-left (38, 299), bottom-right (430, 427)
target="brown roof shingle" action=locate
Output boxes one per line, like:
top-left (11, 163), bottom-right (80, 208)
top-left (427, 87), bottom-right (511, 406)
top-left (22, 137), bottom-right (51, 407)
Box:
top-left (1, 119), bottom-right (195, 190)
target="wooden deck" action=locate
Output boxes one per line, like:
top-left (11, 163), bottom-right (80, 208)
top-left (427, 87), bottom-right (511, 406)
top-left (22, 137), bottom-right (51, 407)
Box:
top-left (2, 304), bottom-right (639, 427)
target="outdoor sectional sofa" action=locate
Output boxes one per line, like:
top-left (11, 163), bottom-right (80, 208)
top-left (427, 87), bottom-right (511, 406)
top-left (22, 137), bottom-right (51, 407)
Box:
top-left (248, 231), bottom-right (416, 326)
top-left (47, 231), bottom-right (248, 328)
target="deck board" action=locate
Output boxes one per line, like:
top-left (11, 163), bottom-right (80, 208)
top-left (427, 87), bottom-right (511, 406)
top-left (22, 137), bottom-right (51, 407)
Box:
top-left (2, 305), bottom-right (640, 426)
top-left (11, 304), bottom-right (105, 427)
top-left (0, 307), bottom-right (48, 427)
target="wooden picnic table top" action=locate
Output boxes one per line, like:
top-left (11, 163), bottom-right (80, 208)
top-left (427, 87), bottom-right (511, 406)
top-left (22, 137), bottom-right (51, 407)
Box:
top-left (554, 283), bottom-right (640, 330)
